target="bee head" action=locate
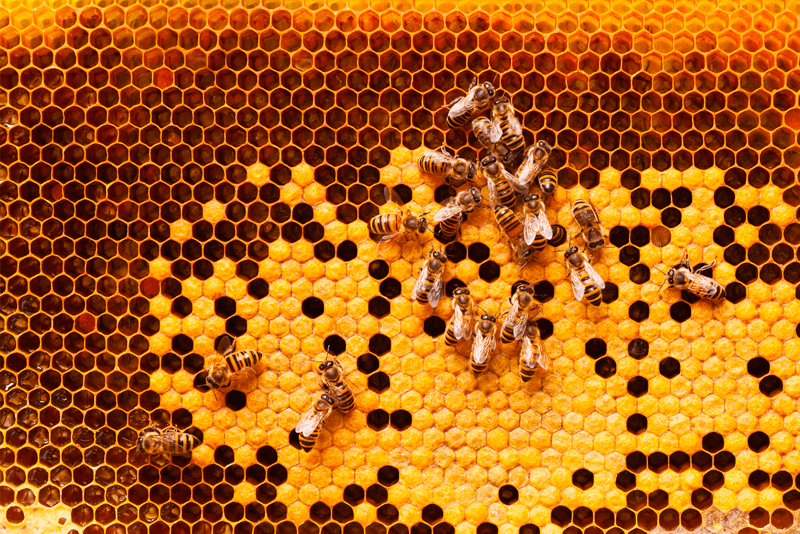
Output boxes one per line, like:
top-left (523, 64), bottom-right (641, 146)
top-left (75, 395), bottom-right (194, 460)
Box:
top-left (454, 287), bottom-right (469, 296)
top-left (430, 250), bottom-right (448, 264)
top-left (453, 160), bottom-right (468, 177)
top-left (535, 140), bottom-right (553, 155)
top-left (670, 269), bottom-right (686, 286)
top-left (417, 217), bottom-right (429, 233)
top-left (136, 433), bottom-right (155, 454)
top-left (318, 395), bottom-right (336, 409)
top-left (483, 82), bottom-right (496, 97)
top-left (467, 188), bottom-right (482, 203)
top-left (480, 314), bottom-right (497, 324)
top-left (318, 360), bottom-right (333, 372)
top-left (323, 366), bottom-right (340, 382)
top-left (467, 162), bottom-right (477, 181)
top-left (480, 155), bottom-right (496, 168)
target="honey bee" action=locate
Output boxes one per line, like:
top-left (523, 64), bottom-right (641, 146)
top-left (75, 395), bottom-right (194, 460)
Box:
top-left (500, 283), bottom-right (537, 344)
top-left (369, 186), bottom-right (429, 255)
top-left (537, 169), bottom-right (558, 196)
top-left (662, 251), bottom-right (726, 301)
top-left (444, 287), bottom-right (473, 347)
top-left (418, 147), bottom-right (477, 188)
top-left (522, 193), bottom-right (553, 245)
top-left (470, 313), bottom-right (497, 375)
top-left (520, 317), bottom-right (550, 381)
top-left (296, 394), bottom-right (337, 452)
top-left (482, 156), bottom-right (526, 210)
top-left (472, 117), bottom-right (513, 165)
top-left (412, 249), bottom-right (447, 309)
top-left (205, 336), bottom-right (265, 391)
top-left (315, 352), bottom-right (355, 414)
top-left (489, 96), bottom-right (525, 154)
top-left (447, 77), bottom-right (496, 129)
top-left (565, 246), bottom-right (605, 306)
top-left (572, 198), bottom-right (606, 257)
top-left (433, 187), bottom-right (484, 240)
top-left (515, 141), bottom-right (553, 189)
top-left (512, 235), bottom-right (534, 265)
top-left (136, 425), bottom-right (200, 456)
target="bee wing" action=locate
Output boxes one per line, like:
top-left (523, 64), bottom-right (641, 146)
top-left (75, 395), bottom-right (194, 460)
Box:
top-left (412, 262), bottom-right (430, 302)
top-left (502, 298), bottom-right (520, 330)
top-left (535, 340), bottom-right (551, 371)
top-left (585, 262), bottom-right (606, 290)
top-left (449, 95), bottom-right (476, 118)
top-left (471, 330), bottom-right (495, 364)
top-left (420, 150), bottom-right (452, 172)
top-left (429, 274), bottom-right (444, 309)
top-left (508, 113), bottom-right (522, 137)
top-left (486, 177), bottom-right (499, 208)
top-left (523, 212), bottom-right (538, 245)
top-left (513, 310), bottom-right (530, 340)
top-left (296, 405), bottom-right (327, 437)
top-left (377, 232), bottom-right (403, 256)
top-left (453, 304), bottom-right (465, 339)
top-left (537, 209), bottom-right (553, 240)
top-left (506, 170), bottom-right (529, 194)
top-left (569, 268), bottom-right (586, 302)
top-left (521, 336), bottom-right (535, 368)
top-left (217, 335), bottom-right (235, 357)
top-left (433, 200), bottom-right (463, 222)
top-left (488, 119), bottom-right (503, 143)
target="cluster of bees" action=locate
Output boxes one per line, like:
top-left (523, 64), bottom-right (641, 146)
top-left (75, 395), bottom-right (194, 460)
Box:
top-left (135, 76), bottom-right (728, 457)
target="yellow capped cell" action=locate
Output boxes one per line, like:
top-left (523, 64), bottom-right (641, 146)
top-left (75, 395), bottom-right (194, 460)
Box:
top-left (772, 203), bottom-right (795, 226)
top-left (704, 167), bottom-right (724, 188)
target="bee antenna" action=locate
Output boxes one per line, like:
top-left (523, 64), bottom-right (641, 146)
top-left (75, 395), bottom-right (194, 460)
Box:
top-left (492, 72), bottom-right (499, 86)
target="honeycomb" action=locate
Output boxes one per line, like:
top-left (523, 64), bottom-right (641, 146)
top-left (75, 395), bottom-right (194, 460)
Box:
top-left (4, 1), bottom-right (800, 534)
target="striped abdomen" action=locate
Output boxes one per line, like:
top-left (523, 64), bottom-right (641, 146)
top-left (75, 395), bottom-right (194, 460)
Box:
top-left (332, 386), bottom-right (355, 413)
top-left (494, 206), bottom-right (522, 239)
top-left (419, 155), bottom-right (448, 175)
top-left (225, 350), bottom-right (263, 373)
top-left (369, 213), bottom-right (403, 236)
top-left (470, 359), bottom-right (489, 375)
top-left (165, 432), bottom-right (200, 455)
top-left (444, 319), bottom-right (459, 347)
top-left (538, 170), bottom-right (557, 195)
top-left (494, 176), bottom-right (516, 209)
top-left (519, 360), bottom-right (537, 382)
top-left (438, 214), bottom-right (461, 239)
top-left (298, 429), bottom-right (320, 452)
top-left (530, 233), bottom-right (547, 252)
top-left (578, 268), bottom-right (603, 306)
top-left (548, 225), bottom-right (567, 247)
top-left (499, 118), bottom-right (525, 152)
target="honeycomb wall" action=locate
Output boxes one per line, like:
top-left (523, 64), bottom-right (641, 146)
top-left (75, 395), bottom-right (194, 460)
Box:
top-left (3, 2), bottom-right (800, 534)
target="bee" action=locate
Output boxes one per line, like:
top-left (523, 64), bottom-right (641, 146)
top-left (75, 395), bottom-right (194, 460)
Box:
top-left (315, 352), bottom-right (355, 414)
top-left (522, 193), bottom-right (553, 246)
top-left (512, 235), bottom-right (534, 265)
top-left (418, 147), bottom-right (477, 188)
top-left (537, 168), bottom-right (558, 196)
top-left (369, 186), bottom-right (429, 255)
top-left (565, 246), bottom-right (605, 306)
top-left (515, 141), bottom-right (553, 190)
top-left (433, 187), bottom-right (484, 240)
top-left (412, 249), bottom-right (447, 309)
top-left (662, 252), bottom-right (726, 301)
top-left (470, 313), bottom-right (497, 375)
top-left (447, 77), bottom-right (496, 129)
top-left (206, 336), bottom-right (265, 391)
top-left (444, 287), bottom-right (473, 347)
top-left (136, 425), bottom-right (200, 456)
top-left (520, 317), bottom-right (550, 381)
top-left (472, 117), bottom-right (513, 165)
top-left (572, 199), bottom-right (606, 257)
top-left (482, 156), bottom-right (526, 210)
top-left (489, 96), bottom-right (525, 154)
top-left (500, 283), bottom-right (537, 344)
top-left (296, 394), bottom-right (337, 452)
top-left (494, 204), bottom-right (523, 242)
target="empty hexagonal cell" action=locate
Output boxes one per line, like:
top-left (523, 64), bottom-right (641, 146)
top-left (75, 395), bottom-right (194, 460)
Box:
top-left (594, 357), bottom-right (616, 378)
top-left (627, 377), bottom-right (648, 397)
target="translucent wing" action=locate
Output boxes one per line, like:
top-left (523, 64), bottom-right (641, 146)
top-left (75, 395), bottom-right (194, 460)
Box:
top-left (693, 261), bottom-right (715, 275)
top-left (537, 209), bottom-right (553, 240)
top-left (585, 262), bottom-right (606, 290)
top-left (486, 177), bottom-right (499, 208)
top-left (453, 304), bottom-right (466, 340)
top-left (429, 274), bottom-right (444, 309)
top-left (507, 173), bottom-right (529, 195)
top-left (488, 119), bottom-right (503, 143)
top-left (377, 232), bottom-right (403, 256)
top-left (471, 330), bottom-right (495, 365)
top-left (521, 336), bottom-right (535, 368)
top-left (523, 212), bottom-right (538, 246)
top-left (296, 405), bottom-right (327, 437)
top-left (513, 309), bottom-right (530, 340)
top-left (217, 335), bottom-right (235, 357)
top-left (507, 113), bottom-right (522, 137)
top-left (535, 339), bottom-right (551, 371)
top-left (420, 150), bottom-right (452, 176)
top-left (449, 95), bottom-right (477, 119)
top-left (412, 262), bottom-right (430, 302)
top-left (502, 299), bottom-right (520, 332)
top-left (515, 152), bottom-right (535, 185)
top-left (433, 199), bottom-right (463, 222)
top-left (569, 268), bottom-right (586, 301)
top-left (380, 185), bottom-right (403, 206)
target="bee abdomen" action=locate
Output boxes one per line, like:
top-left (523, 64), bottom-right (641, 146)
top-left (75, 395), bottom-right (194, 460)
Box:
top-left (470, 361), bottom-right (489, 375)
top-left (438, 215), bottom-right (461, 238)
top-left (226, 350), bottom-right (263, 372)
top-left (444, 322), bottom-right (459, 346)
top-left (447, 112), bottom-right (470, 129)
top-left (500, 324), bottom-right (518, 344)
top-left (519, 364), bottom-right (536, 382)
top-left (336, 392), bottom-right (355, 413)
top-left (369, 213), bottom-right (402, 236)
top-left (298, 430), bottom-right (320, 452)
top-left (538, 170), bottom-right (557, 194)
top-left (494, 206), bottom-right (522, 238)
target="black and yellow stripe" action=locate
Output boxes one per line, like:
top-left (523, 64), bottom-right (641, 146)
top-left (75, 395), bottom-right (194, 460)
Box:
top-left (494, 205), bottom-right (522, 239)
top-left (225, 350), bottom-right (263, 373)
top-left (369, 213), bottom-right (403, 235)
top-left (537, 169), bottom-right (557, 195)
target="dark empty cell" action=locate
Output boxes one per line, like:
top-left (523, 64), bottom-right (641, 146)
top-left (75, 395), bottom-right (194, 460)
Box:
top-left (366, 409), bottom-right (389, 431)
top-left (724, 206), bottom-right (746, 227)
top-left (550, 507), bottom-right (572, 527)
top-left (368, 260), bottom-right (389, 279)
top-left (498, 485), bottom-right (519, 505)
top-left (616, 509), bottom-right (636, 530)
top-left (627, 376), bottom-right (648, 398)
top-left (786, 223), bottom-right (800, 245)
top-left (411, 524), bottom-right (432, 534)
top-left (661, 207), bottom-right (681, 228)
top-left (749, 470), bottom-right (770, 491)
top-left (702, 469), bottom-right (725, 491)
top-left (691, 488), bottom-right (713, 509)
top-left (323, 335), bottom-right (346, 356)
top-left (248, 279), bottom-right (270, 299)
top-left (343, 485), bottom-right (364, 507)
top-left (626, 414), bottom-right (647, 435)
top-left (256, 446), bottom-right (278, 467)
top-left (670, 451), bottom-right (690, 472)
top-left (785, 490), bottom-right (800, 511)
top-left (572, 468), bottom-right (594, 490)
top-left (773, 243), bottom-right (793, 264)
top-left (267, 464), bottom-right (287, 485)
top-left (714, 187), bottom-right (735, 208)
top-left (357, 354), bottom-right (379, 375)
top-left (714, 226), bottom-right (735, 247)
top-left (748, 431), bottom-right (770, 453)
top-left (215, 297), bottom-right (236, 318)
top-left (377, 466), bottom-right (399, 487)
top-left (772, 509), bottom-right (794, 530)
top-left (314, 241), bottom-right (336, 262)
top-left (760, 264), bottom-right (781, 284)
top-left (619, 245), bottom-right (639, 266)
top-left (630, 188), bottom-right (650, 209)
top-left (478, 261), bottom-right (500, 282)
top-left (367, 372), bottom-right (390, 393)
top-left (368, 297), bottom-right (390, 318)
top-left (337, 241), bottom-right (358, 261)
top-left (627, 490), bottom-right (647, 511)
top-left (628, 264), bottom-right (650, 285)
top-left (657, 356), bottom-right (680, 379)
top-left (629, 226), bottom-right (650, 247)
top-left (376, 505), bottom-right (399, 526)
top-left (651, 188), bottom-right (671, 209)
top-left (389, 409), bottom-right (413, 431)
top-left (226, 316), bottom-right (247, 337)
top-left (379, 278), bottom-right (402, 299)
top-left (585, 338), bottom-right (606, 358)
top-left (369, 334), bottom-right (391, 355)
top-left (724, 244), bottom-right (746, 265)
top-left (609, 226), bottom-right (629, 247)
top-left (759, 375), bottom-right (783, 397)
top-left (671, 187), bottom-right (692, 208)
top-left (735, 263), bottom-right (758, 284)
top-left (747, 357), bottom-right (770, 378)
top-left (628, 338), bottom-right (648, 359)
top-left (365, 484), bottom-right (388, 506)
top-left (628, 301), bottom-right (649, 322)
top-left (714, 450), bottom-right (735, 472)
top-left (593, 357), bottom-right (616, 378)
top-left (692, 451), bottom-right (713, 471)
top-left (302, 298), bottom-right (324, 319)
top-left (423, 317), bottom-right (446, 337)
top-left (467, 243), bottom-right (490, 263)
top-left (669, 302), bottom-right (691, 323)
top-left (747, 206), bottom-right (771, 228)
top-left (225, 391), bottom-right (247, 412)
top-left (772, 471), bottom-right (794, 491)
